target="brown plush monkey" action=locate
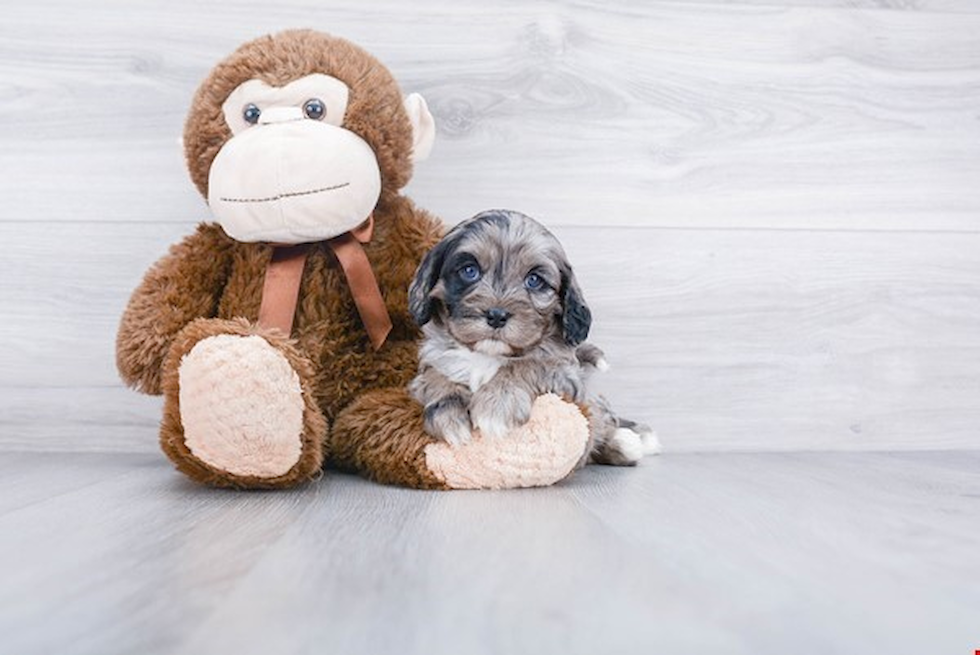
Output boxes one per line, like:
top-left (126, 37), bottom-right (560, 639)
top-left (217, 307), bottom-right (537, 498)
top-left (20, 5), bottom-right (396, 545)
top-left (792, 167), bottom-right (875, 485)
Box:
top-left (116, 30), bottom-right (589, 490)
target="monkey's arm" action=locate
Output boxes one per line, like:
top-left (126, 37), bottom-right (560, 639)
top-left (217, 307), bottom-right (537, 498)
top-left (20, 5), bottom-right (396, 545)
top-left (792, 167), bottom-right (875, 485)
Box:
top-left (116, 223), bottom-right (235, 395)
top-left (370, 196), bottom-right (445, 339)
top-left (331, 388), bottom-right (590, 490)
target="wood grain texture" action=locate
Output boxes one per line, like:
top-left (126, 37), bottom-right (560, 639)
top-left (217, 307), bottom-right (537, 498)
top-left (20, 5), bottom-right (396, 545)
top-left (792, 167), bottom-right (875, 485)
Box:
top-left (1, 451), bottom-right (977, 655)
top-left (2, 222), bottom-right (978, 453)
top-left (684, 0), bottom-right (980, 11)
top-left (0, 1), bottom-right (978, 229)
top-left (1, 1), bottom-right (979, 454)
top-left (2, 7), bottom-right (977, 653)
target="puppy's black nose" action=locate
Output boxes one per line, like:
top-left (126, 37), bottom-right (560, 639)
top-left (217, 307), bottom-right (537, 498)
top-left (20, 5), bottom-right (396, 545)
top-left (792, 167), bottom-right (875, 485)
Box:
top-left (485, 308), bottom-right (512, 328)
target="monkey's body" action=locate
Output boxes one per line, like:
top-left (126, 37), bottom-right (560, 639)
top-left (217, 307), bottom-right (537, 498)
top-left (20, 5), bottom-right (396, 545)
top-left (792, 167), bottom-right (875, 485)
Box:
top-left (116, 30), bottom-right (591, 490)
top-left (118, 195), bottom-right (448, 487)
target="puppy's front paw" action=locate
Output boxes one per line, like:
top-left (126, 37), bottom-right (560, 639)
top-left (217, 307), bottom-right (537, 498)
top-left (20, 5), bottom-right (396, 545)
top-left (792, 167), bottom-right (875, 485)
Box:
top-left (471, 412), bottom-right (513, 440)
top-left (423, 395), bottom-right (473, 447)
top-left (470, 388), bottom-right (533, 439)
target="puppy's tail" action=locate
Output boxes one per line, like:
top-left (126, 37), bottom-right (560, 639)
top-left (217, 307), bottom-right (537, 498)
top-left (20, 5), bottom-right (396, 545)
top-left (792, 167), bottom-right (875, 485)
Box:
top-left (575, 343), bottom-right (609, 374)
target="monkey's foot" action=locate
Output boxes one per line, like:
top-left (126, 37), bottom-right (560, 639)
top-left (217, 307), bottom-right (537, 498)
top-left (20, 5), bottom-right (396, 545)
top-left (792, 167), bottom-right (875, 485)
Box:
top-left (160, 318), bottom-right (326, 489)
top-left (331, 391), bottom-right (589, 490)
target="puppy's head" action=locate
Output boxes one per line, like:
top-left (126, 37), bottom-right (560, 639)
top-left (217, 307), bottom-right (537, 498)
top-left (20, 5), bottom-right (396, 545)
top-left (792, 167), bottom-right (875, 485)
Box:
top-left (409, 209), bottom-right (591, 355)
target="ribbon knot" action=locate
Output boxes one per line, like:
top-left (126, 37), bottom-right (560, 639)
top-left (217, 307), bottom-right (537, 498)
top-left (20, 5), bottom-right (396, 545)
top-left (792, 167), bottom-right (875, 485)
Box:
top-left (257, 215), bottom-right (392, 350)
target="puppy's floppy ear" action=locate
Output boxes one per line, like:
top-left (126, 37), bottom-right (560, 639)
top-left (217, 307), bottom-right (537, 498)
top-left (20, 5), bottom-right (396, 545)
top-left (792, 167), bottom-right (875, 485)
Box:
top-left (560, 265), bottom-right (591, 346)
top-left (409, 236), bottom-right (454, 326)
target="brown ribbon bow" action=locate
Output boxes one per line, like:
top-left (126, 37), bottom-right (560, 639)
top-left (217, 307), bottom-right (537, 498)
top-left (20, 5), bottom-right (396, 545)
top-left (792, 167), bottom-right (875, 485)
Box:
top-left (257, 215), bottom-right (392, 350)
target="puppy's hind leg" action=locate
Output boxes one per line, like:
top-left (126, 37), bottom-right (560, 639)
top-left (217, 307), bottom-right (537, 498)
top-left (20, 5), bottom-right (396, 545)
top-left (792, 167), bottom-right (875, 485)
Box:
top-left (586, 395), bottom-right (661, 466)
top-left (617, 417), bottom-right (662, 456)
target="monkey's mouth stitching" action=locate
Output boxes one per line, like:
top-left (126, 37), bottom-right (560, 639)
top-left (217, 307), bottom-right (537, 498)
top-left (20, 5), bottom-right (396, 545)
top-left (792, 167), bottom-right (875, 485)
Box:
top-left (220, 182), bottom-right (350, 204)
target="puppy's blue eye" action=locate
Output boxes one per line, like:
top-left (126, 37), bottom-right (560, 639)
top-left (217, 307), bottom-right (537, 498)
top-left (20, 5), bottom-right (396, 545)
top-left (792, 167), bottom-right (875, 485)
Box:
top-left (458, 264), bottom-right (481, 283)
top-left (524, 272), bottom-right (544, 290)
top-left (243, 103), bottom-right (261, 125)
top-left (303, 98), bottom-right (325, 120)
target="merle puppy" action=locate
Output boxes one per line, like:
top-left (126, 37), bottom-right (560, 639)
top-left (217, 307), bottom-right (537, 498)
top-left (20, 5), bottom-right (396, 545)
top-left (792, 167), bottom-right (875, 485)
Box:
top-left (408, 209), bottom-right (658, 465)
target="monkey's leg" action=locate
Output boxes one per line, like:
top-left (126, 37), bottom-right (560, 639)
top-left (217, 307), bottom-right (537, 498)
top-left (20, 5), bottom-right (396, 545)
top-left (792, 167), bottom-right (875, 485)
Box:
top-left (330, 390), bottom-right (590, 490)
top-left (159, 317), bottom-right (326, 489)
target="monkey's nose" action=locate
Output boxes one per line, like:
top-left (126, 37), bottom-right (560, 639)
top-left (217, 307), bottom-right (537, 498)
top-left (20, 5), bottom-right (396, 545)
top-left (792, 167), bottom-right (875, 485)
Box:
top-left (485, 308), bottom-right (512, 328)
top-left (258, 106), bottom-right (305, 125)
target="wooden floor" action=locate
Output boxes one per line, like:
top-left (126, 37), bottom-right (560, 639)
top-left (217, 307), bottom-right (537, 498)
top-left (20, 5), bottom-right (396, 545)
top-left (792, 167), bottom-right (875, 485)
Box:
top-left (1, 451), bottom-right (977, 655)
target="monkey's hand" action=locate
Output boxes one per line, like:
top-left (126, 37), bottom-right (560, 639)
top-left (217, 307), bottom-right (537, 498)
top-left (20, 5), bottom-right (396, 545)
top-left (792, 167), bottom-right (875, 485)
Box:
top-left (422, 394), bottom-right (591, 490)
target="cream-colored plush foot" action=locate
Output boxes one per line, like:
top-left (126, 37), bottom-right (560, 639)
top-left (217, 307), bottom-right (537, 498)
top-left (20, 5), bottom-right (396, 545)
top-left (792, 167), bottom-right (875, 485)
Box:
top-left (178, 334), bottom-right (305, 478)
top-left (424, 394), bottom-right (589, 490)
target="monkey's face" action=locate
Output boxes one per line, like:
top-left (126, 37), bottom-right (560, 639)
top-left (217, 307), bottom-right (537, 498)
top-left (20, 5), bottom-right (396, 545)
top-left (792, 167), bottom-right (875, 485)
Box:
top-left (208, 73), bottom-right (382, 243)
top-left (184, 31), bottom-right (435, 245)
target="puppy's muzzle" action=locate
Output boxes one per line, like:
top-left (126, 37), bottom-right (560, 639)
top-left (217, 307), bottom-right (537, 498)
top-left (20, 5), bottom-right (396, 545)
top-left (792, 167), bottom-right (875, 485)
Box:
top-left (485, 307), bottom-right (512, 329)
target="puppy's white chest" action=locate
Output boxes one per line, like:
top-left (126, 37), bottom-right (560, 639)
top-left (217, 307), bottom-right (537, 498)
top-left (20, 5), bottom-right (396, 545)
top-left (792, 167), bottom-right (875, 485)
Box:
top-left (435, 348), bottom-right (503, 393)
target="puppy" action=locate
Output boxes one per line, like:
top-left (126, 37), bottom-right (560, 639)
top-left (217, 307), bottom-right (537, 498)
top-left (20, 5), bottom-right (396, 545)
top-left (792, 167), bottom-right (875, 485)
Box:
top-left (408, 209), bottom-right (659, 466)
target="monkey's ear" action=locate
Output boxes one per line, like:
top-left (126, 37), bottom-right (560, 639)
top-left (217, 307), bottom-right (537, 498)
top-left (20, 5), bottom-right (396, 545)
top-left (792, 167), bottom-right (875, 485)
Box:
top-left (409, 236), bottom-right (452, 326)
top-left (560, 266), bottom-right (592, 346)
top-left (404, 93), bottom-right (435, 163)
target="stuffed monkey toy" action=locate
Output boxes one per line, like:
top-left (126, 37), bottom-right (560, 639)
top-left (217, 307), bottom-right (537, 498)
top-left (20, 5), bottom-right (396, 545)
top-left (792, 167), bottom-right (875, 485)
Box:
top-left (116, 30), bottom-right (590, 490)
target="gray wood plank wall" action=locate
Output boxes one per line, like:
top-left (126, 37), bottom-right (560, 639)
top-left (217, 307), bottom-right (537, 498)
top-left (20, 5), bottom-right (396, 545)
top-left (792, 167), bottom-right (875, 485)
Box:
top-left (2, 0), bottom-right (978, 453)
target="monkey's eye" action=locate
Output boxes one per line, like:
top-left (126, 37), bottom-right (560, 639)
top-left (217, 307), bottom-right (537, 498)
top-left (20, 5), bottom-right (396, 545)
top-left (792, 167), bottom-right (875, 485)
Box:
top-left (458, 264), bottom-right (482, 283)
top-left (242, 103), bottom-right (261, 125)
top-left (303, 98), bottom-right (326, 120)
top-left (524, 272), bottom-right (545, 290)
